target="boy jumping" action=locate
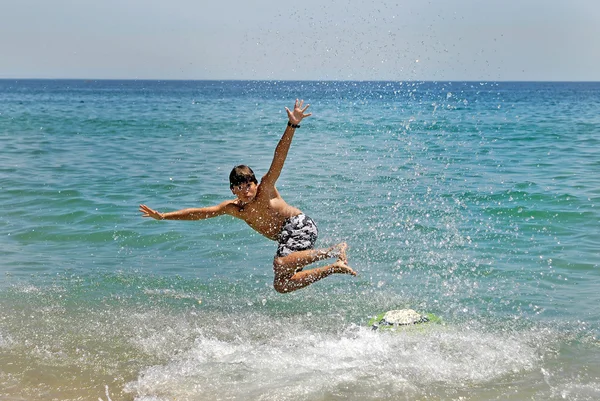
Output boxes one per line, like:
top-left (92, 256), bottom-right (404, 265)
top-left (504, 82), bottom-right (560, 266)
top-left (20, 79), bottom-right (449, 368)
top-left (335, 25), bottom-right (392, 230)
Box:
top-left (139, 99), bottom-right (356, 293)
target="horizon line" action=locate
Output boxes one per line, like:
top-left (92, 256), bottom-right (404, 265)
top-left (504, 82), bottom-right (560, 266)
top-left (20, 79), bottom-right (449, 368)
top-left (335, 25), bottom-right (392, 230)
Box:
top-left (1, 78), bottom-right (599, 83)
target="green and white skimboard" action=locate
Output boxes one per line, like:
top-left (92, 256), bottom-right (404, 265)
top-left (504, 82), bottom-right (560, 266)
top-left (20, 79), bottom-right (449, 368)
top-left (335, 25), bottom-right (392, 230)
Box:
top-left (369, 309), bottom-right (441, 331)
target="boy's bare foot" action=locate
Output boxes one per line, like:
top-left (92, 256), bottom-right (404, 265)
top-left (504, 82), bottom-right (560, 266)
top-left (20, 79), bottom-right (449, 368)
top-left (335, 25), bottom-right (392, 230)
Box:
top-left (331, 260), bottom-right (357, 276)
top-left (329, 242), bottom-right (348, 264)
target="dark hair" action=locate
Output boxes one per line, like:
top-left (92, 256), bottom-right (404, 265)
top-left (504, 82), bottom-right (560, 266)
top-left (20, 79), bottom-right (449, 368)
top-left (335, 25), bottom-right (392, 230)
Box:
top-left (229, 165), bottom-right (258, 189)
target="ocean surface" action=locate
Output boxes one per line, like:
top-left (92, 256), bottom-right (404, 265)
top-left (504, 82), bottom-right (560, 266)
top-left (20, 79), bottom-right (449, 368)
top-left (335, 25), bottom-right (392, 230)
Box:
top-left (1, 79), bottom-right (599, 400)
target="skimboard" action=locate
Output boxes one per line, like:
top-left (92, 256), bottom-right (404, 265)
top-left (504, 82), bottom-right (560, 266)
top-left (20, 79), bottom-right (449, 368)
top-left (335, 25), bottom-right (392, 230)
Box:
top-left (369, 309), bottom-right (441, 331)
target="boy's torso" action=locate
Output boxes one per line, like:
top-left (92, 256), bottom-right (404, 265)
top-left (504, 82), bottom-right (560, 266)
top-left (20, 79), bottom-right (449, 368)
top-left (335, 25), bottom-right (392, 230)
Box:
top-left (228, 186), bottom-right (302, 240)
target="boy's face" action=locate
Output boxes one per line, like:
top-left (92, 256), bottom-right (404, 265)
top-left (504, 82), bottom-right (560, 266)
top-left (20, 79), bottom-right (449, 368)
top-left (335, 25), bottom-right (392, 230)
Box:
top-left (231, 181), bottom-right (258, 204)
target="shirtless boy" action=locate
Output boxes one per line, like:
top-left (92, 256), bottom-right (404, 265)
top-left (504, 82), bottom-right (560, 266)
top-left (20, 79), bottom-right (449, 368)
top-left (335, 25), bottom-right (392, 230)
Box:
top-left (139, 99), bottom-right (356, 293)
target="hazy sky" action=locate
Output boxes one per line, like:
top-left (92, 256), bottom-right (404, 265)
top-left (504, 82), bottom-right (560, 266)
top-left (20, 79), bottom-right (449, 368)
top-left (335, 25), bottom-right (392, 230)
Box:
top-left (1, 0), bottom-right (599, 81)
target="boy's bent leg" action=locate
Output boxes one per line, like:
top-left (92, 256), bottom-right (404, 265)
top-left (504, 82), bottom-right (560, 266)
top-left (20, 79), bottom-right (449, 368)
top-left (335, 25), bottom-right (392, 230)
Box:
top-left (272, 244), bottom-right (356, 293)
top-left (273, 261), bottom-right (356, 293)
top-left (274, 243), bottom-right (347, 274)
top-left (277, 243), bottom-right (347, 270)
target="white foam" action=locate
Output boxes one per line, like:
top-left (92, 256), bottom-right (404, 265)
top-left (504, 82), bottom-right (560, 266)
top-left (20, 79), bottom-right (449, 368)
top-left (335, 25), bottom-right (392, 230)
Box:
top-left (556, 383), bottom-right (600, 401)
top-left (0, 331), bottom-right (14, 348)
top-left (124, 318), bottom-right (549, 400)
top-left (12, 284), bottom-right (42, 294)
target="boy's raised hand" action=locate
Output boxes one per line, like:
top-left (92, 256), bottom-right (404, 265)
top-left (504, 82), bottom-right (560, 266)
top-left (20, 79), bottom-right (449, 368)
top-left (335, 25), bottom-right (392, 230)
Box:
top-left (139, 204), bottom-right (163, 220)
top-left (285, 99), bottom-right (312, 126)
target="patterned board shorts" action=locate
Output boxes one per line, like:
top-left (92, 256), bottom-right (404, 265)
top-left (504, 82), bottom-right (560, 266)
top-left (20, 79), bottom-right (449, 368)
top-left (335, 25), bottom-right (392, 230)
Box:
top-left (276, 214), bottom-right (318, 257)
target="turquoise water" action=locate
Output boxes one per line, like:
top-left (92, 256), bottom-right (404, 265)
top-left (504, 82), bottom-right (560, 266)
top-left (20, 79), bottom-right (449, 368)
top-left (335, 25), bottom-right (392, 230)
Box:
top-left (1, 80), bottom-right (599, 400)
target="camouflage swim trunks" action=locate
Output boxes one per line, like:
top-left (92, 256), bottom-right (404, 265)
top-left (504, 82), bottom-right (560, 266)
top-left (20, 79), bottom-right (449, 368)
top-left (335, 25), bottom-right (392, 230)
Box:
top-left (276, 214), bottom-right (318, 257)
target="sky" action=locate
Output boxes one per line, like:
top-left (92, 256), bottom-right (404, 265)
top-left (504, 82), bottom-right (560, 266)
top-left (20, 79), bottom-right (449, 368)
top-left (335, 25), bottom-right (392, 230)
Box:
top-left (1, 0), bottom-right (599, 81)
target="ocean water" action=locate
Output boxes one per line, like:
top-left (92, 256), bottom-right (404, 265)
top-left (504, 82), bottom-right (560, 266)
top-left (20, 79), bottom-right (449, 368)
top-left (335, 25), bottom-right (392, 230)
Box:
top-left (0, 79), bottom-right (599, 400)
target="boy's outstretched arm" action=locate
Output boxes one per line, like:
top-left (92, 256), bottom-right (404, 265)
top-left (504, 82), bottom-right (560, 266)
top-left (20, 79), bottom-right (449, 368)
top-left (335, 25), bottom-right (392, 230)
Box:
top-left (261, 99), bottom-right (312, 188)
top-left (139, 202), bottom-right (233, 221)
